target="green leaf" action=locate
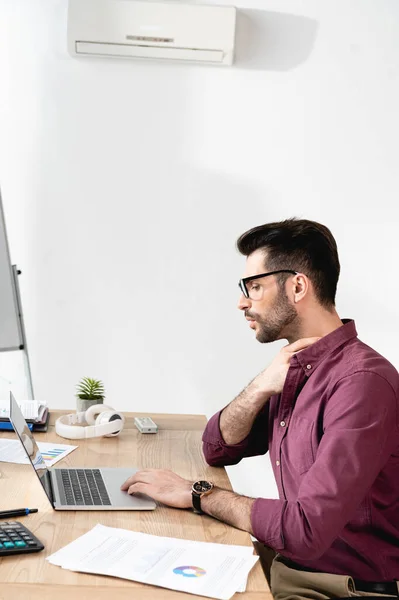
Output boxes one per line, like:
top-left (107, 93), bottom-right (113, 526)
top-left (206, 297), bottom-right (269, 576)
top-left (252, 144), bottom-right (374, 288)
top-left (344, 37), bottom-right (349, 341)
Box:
top-left (75, 376), bottom-right (105, 400)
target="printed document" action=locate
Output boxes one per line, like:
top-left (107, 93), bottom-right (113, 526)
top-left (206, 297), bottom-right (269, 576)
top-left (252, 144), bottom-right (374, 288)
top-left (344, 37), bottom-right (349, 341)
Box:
top-left (47, 524), bottom-right (258, 599)
top-left (0, 438), bottom-right (77, 467)
top-left (0, 399), bottom-right (46, 422)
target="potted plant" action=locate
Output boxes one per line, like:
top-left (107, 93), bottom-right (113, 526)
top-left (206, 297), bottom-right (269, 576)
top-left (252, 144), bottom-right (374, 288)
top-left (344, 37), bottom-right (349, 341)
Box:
top-left (76, 377), bottom-right (105, 412)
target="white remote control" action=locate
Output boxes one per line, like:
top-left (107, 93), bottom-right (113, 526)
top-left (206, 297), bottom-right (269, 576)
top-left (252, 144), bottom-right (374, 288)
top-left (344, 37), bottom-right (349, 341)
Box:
top-left (134, 416), bottom-right (158, 433)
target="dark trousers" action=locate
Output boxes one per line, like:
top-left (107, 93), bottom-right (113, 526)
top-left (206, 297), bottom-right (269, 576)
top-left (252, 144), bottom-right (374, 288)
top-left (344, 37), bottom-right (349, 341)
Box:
top-left (253, 541), bottom-right (276, 586)
top-left (252, 544), bottom-right (399, 600)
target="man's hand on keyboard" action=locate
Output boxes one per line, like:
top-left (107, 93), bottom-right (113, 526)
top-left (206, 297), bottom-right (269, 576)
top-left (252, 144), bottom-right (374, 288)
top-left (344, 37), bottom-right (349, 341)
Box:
top-left (121, 469), bottom-right (192, 509)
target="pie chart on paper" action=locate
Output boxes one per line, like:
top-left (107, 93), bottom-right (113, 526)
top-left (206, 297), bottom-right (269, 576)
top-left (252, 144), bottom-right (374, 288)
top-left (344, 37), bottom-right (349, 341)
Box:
top-left (173, 565), bottom-right (206, 578)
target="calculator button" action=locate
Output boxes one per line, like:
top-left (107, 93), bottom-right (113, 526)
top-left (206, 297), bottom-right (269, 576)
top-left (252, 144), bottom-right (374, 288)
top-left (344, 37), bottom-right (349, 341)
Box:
top-left (4, 541), bottom-right (15, 548)
top-left (14, 540), bottom-right (27, 547)
top-left (27, 541), bottom-right (36, 546)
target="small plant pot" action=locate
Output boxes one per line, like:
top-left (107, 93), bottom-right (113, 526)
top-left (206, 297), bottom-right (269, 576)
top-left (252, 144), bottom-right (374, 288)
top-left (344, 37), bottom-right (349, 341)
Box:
top-left (76, 398), bottom-right (103, 413)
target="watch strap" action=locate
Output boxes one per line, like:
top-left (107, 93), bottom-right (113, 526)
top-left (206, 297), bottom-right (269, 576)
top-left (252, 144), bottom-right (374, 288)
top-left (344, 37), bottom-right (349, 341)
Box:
top-left (192, 491), bottom-right (203, 514)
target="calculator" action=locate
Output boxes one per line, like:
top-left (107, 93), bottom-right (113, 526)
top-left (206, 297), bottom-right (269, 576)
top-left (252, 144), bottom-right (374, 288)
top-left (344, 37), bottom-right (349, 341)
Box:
top-left (0, 521), bottom-right (44, 556)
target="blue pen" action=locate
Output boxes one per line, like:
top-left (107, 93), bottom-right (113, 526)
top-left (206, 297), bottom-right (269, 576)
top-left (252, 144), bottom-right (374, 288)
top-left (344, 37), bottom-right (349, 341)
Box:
top-left (0, 508), bottom-right (38, 519)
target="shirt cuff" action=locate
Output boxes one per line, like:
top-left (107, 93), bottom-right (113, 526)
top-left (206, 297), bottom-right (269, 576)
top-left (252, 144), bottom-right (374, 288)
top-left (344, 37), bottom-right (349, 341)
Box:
top-left (202, 410), bottom-right (254, 450)
top-left (251, 497), bottom-right (286, 550)
top-left (202, 410), bottom-right (257, 466)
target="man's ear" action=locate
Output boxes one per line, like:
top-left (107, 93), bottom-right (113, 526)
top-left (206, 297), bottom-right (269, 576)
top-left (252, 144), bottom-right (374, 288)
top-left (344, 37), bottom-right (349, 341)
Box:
top-left (292, 274), bottom-right (309, 303)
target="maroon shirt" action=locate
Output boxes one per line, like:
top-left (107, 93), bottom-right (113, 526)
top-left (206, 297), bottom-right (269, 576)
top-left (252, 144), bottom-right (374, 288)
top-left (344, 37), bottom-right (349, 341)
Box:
top-left (202, 320), bottom-right (399, 581)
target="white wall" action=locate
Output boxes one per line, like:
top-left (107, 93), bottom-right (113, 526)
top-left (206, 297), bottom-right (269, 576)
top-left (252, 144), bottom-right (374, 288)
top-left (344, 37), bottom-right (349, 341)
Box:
top-left (0, 0), bottom-right (398, 499)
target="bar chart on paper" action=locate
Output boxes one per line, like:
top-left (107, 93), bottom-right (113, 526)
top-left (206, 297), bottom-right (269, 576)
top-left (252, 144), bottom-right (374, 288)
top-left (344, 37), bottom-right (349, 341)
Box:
top-left (0, 439), bottom-right (77, 467)
top-left (40, 447), bottom-right (71, 463)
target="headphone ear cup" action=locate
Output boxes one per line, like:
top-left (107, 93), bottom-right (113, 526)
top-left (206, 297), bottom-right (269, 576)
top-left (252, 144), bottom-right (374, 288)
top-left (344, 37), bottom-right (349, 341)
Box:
top-left (95, 411), bottom-right (125, 437)
top-left (85, 404), bottom-right (112, 425)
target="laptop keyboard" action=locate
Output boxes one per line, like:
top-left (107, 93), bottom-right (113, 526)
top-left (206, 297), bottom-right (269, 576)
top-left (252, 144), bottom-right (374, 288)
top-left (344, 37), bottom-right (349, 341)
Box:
top-left (60, 469), bottom-right (111, 506)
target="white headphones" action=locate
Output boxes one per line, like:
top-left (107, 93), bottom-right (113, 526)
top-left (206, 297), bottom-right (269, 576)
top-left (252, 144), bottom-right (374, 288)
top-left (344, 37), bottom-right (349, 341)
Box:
top-left (55, 404), bottom-right (125, 440)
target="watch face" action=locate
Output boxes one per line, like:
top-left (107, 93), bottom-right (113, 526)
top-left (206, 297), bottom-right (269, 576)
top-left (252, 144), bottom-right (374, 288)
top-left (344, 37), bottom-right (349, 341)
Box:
top-left (193, 480), bottom-right (213, 494)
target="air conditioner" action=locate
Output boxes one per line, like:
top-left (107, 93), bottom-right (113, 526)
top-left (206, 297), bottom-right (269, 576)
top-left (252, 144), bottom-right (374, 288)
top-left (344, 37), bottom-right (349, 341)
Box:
top-left (67, 0), bottom-right (237, 66)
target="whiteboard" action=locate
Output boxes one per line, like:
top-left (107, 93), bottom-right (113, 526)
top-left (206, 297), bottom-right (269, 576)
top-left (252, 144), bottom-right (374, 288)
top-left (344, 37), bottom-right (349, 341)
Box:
top-left (0, 189), bottom-right (23, 351)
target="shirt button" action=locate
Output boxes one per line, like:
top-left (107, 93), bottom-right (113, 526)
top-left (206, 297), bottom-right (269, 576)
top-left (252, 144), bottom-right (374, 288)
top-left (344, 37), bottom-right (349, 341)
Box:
top-left (276, 460), bottom-right (280, 466)
top-left (306, 364), bottom-right (312, 370)
top-left (280, 421), bottom-right (286, 427)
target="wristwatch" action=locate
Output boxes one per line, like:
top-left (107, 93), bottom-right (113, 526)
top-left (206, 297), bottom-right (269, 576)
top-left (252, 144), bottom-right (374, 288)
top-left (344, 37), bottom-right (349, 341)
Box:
top-left (191, 480), bottom-right (214, 514)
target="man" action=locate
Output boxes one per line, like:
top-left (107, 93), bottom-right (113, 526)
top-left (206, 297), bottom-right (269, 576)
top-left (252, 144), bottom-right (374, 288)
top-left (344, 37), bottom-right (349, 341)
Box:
top-left (121, 219), bottom-right (399, 599)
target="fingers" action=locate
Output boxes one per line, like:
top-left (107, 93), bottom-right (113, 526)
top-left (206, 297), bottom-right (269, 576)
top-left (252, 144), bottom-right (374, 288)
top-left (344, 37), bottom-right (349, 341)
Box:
top-left (120, 470), bottom-right (151, 490)
top-left (127, 481), bottom-right (148, 495)
top-left (120, 469), bottom-right (172, 491)
top-left (284, 337), bottom-right (321, 353)
top-left (120, 476), bottom-right (135, 490)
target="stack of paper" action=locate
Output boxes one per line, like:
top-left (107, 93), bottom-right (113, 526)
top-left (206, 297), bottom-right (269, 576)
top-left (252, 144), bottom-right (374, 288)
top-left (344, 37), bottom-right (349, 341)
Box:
top-left (47, 524), bottom-right (258, 599)
top-left (0, 399), bottom-right (47, 423)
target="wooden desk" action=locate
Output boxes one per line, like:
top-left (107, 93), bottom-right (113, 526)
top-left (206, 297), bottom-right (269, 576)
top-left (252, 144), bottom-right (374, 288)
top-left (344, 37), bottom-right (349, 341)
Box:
top-left (0, 411), bottom-right (271, 600)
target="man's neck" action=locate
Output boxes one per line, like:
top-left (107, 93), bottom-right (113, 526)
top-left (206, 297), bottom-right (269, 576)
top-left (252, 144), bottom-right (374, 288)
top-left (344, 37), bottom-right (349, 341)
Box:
top-left (286, 308), bottom-right (344, 344)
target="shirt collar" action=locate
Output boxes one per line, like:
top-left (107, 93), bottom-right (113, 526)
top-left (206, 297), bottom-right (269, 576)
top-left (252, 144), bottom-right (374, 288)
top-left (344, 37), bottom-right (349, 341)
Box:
top-left (293, 319), bottom-right (358, 376)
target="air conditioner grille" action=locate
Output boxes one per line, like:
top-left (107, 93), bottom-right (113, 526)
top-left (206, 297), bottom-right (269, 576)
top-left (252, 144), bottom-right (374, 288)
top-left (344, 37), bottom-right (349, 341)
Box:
top-left (126, 35), bottom-right (174, 43)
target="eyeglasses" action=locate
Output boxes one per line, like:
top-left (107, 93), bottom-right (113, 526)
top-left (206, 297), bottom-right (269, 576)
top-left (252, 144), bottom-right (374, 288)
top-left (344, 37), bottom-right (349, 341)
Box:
top-left (238, 270), bottom-right (298, 300)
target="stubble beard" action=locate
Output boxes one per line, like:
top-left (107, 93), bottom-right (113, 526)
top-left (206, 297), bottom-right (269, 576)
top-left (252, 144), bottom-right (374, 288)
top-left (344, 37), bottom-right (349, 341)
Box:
top-left (255, 287), bottom-right (299, 343)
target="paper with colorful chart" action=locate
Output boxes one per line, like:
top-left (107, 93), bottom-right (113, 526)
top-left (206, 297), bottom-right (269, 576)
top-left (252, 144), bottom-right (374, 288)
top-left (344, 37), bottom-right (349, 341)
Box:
top-left (0, 438), bottom-right (77, 467)
top-left (46, 523), bottom-right (258, 599)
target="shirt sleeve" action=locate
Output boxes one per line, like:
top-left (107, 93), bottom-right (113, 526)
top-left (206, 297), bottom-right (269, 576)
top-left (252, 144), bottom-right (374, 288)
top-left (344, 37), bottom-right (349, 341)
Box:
top-left (202, 403), bottom-right (270, 467)
top-left (250, 371), bottom-right (399, 560)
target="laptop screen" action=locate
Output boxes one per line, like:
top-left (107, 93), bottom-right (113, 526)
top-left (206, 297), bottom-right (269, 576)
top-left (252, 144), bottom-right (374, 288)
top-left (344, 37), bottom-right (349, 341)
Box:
top-left (9, 392), bottom-right (54, 506)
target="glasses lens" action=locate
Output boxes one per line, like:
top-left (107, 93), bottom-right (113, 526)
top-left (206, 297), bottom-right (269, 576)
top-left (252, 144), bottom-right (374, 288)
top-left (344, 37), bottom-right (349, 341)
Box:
top-left (246, 280), bottom-right (263, 301)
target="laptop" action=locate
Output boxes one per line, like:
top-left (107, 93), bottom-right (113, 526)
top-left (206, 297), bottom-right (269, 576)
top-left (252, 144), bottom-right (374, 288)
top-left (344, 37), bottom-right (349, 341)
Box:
top-left (9, 393), bottom-right (156, 511)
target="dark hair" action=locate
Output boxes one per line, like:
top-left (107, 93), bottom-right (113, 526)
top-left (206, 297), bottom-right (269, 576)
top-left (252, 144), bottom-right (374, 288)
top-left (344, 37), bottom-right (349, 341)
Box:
top-left (236, 218), bottom-right (340, 307)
